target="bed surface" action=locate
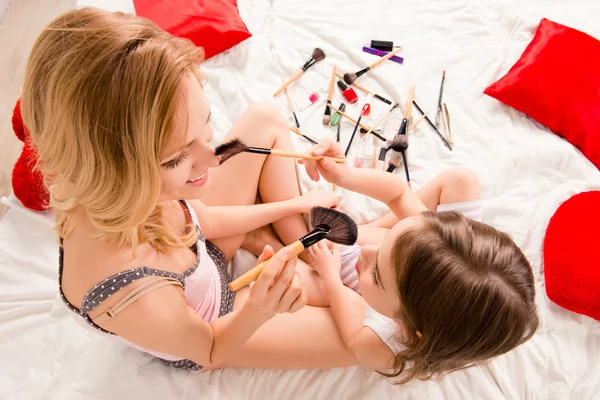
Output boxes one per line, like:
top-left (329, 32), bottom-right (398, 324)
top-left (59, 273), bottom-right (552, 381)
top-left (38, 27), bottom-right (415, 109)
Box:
top-left (2, 0), bottom-right (600, 398)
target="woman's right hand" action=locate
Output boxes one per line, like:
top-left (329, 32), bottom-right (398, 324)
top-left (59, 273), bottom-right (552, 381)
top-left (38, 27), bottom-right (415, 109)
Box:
top-left (298, 138), bottom-right (348, 185)
top-left (243, 245), bottom-right (307, 322)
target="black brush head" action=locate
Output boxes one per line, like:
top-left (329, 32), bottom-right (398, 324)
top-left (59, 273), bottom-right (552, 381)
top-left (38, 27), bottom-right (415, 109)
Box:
top-left (310, 207), bottom-right (358, 245)
top-left (312, 47), bottom-right (326, 62)
top-left (214, 138), bottom-right (249, 165)
top-left (343, 72), bottom-right (357, 85)
top-left (390, 134), bottom-right (409, 152)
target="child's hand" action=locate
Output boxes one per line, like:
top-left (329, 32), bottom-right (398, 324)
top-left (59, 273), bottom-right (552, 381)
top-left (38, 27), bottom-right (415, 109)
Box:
top-left (308, 241), bottom-right (341, 283)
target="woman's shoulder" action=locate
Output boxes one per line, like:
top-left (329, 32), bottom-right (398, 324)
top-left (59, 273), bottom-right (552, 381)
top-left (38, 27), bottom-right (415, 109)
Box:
top-left (60, 211), bottom-right (194, 310)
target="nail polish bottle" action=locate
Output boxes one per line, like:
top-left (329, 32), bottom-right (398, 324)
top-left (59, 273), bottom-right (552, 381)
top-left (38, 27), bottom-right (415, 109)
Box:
top-left (299, 92), bottom-right (320, 111)
top-left (337, 80), bottom-right (358, 104)
top-left (330, 103), bottom-right (346, 127)
top-left (375, 147), bottom-right (388, 171)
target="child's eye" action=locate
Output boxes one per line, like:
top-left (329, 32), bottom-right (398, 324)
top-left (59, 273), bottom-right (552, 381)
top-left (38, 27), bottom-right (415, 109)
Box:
top-left (162, 151), bottom-right (189, 169)
top-left (371, 267), bottom-right (378, 285)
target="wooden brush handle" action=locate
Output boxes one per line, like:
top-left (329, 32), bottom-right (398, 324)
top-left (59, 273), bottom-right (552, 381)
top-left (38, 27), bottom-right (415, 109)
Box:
top-left (367, 47), bottom-right (403, 70)
top-left (328, 105), bottom-right (371, 131)
top-left (229, 241), bottom-right (306, 291)
top-left (328, 65), bottom-right (337, 102)
top-left (274, 69), bottom-right (304, 97)
top-left (403, 86), bottom-right (415, 119)
top-left (283, 82), bottom-right (296, 112)
top-left (408, 113), bottom-right (427, 133)
top-left (270, 149), bottom-right (346, 163)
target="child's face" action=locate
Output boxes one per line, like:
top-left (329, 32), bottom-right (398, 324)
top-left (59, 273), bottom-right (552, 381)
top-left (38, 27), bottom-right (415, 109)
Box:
top-left (159, 73), bottom-right (220, 201)
top-left (357, 215), bottom-right (423, 319)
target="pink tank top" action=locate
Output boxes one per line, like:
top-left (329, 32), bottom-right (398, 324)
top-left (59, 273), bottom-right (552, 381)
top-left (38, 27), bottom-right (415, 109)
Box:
top-left (58, 201), bottom-right (228, 362)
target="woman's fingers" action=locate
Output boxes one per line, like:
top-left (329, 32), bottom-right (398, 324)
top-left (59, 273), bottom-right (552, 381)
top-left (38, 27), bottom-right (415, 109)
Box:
top-left (256, 244), bottom-right (274, 264)
top-left (276, 272), bottom-right (305, 313)
top-left (267, 256), bottom-right (297, 301)
top-left (254, 247), bottom-right (289, 292)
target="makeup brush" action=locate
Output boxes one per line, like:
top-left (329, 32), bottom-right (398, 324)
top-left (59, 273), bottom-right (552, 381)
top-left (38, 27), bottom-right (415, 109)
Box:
top-left (359, 103), bottom-right (398, 143)
top-left (283, 82), bottom-right (300, 129)
top-left (229, 207), bottom-right (358, 290)
top-left (397, 86), bottom-right (415, 136)
top-left (289, 126), bottom-right (318, 145)
top-left (328, 105), bottom-right (372, 132)
top-left (412, 100), bottom-right (452, 150)
top-left (333, 123), bottom-right (342, 191)
top-left (215, 138), bottom-right (346, 165)
top-left (335, 72), bottom-right (392, 105)
top-left (343, 47), bottom-right (403, 85)
top-left (274, 48), bottom-right (326, 97)
top-left (386, 151), bottom-right (411, 188)
top-left (434, 71), bottom-right (446, 129)
top-left (323, 65), bottom-right (337, 125)
top-left (344, 103), bottom-right (369, 157)
top-left (408, 113), bottom-right (428, 133)
top-left (441, 103), bottom-right (454, 145)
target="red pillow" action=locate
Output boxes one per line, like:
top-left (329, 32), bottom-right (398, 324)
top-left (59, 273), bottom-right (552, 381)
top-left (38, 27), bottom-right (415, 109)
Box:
top-left (133, 0), bottom-right (251, 59)
top-left (484, 19), bottom-right (600, 169)
top-left (543, 191), bottom-right (600, 321)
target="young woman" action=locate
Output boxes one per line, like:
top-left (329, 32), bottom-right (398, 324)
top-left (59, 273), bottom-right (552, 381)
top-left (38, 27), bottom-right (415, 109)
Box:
top-left (21, 8), bottom-right (359, 371)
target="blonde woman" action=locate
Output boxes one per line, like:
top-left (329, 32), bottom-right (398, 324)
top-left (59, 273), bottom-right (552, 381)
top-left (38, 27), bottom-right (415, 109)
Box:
top-left (21, 8), bottom-right (358, 370)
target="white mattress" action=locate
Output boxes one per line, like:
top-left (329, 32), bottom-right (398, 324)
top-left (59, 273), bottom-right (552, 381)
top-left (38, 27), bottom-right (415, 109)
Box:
top-left (2, 0), bottom-right (600, 398)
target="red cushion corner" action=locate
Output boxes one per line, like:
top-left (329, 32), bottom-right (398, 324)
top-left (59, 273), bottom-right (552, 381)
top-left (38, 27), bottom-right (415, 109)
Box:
top-left (133, 0), bottom-right (251, 59)
top-left (484, 18), bottom-right (600, 169)
top-left (543, 191), bottom-right (600, 321)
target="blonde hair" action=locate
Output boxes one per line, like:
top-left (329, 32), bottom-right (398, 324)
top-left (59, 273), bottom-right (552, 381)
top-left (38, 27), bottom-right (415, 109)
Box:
top-left (21, 8), bottom-right (203, 251)
top-left (386, 211), bottom-right (538, 384)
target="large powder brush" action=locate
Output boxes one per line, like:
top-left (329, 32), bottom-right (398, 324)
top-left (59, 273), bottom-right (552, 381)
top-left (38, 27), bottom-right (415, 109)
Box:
top-left (229, 207), bottom-right (358, 291)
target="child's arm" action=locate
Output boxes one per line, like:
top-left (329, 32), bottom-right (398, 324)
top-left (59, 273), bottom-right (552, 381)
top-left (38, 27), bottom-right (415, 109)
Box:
top-left (308, 242), bottom-right (396, 370)
top-left (190, 189), bottom-right (336, 240)
top-left (300, 139), bottom-right (427, 220)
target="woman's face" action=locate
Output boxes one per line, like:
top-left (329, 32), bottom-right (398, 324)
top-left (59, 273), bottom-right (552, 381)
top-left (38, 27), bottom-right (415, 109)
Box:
top-left (158, 73), bottom-right (219, 201)
top-left (356, 215), bottom-right (423, 319)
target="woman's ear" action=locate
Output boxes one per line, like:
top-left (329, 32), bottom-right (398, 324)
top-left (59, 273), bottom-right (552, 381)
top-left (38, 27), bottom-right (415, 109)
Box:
top-left (416, 331), bottom-right (423, 339)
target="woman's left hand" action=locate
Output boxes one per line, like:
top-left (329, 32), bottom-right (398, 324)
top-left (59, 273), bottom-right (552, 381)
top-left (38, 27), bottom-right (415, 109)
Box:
top-left (299, 189), bottom-right (338, 212)
top-left (308, 241), bottom-right (341, 282)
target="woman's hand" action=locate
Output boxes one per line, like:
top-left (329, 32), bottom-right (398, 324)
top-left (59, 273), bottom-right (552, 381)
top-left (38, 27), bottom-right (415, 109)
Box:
top-left (299, 189), bottom-right (338, 212)
top-left (308, 241), bottom-right (342, 283)
top-left (298, 138), bottom-right (348, 184)
top-left (243, 245), bottom-right (307, 322)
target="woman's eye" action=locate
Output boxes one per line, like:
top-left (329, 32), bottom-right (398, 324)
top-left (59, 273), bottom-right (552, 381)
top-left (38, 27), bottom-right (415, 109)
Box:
top-left (371, 267), bottom-right (378, 285)
top-left (162, 151), bottom-right (189, 169)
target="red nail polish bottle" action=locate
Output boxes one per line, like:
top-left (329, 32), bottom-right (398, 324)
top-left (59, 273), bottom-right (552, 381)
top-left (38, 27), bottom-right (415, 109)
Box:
top-left (337, 80), bottom-right (358, 104)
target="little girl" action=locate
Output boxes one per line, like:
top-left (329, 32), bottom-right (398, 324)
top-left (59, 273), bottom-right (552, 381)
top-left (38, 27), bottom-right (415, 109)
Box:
top-left (301, 140), bottom-right (539, 383)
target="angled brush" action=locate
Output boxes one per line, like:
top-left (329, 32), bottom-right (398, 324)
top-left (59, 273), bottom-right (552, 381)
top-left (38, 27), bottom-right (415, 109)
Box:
top-left (215, 138), bottom-right (346, 165)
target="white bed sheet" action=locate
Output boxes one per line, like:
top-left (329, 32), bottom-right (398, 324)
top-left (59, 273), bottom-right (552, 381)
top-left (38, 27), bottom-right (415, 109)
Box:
top-left (2, 0), bottom-right (600, 398)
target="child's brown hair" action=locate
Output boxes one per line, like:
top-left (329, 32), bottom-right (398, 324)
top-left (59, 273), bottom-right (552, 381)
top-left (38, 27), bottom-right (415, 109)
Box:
top-left (386, 211), bottom-right (538, 383)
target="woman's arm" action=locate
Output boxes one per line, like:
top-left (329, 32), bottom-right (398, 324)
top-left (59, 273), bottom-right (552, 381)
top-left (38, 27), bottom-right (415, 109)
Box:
top-left (98, 247), bottom-right (306, 367)
top-left (191, 189), bottom-right (337, 240)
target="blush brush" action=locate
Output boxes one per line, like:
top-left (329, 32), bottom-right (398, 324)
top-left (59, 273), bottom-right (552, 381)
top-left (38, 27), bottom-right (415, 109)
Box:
top-left (229, 207), bottom-right (358, 291)
top-left (343, 47), bottom-right (403, 85)
top-left (274, 48), bottom-right (326, 97)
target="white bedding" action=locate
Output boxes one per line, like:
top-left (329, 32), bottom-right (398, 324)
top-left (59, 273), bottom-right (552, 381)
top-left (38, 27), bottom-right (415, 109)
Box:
top-left (2, 0), bottom-right (600, 398)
